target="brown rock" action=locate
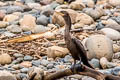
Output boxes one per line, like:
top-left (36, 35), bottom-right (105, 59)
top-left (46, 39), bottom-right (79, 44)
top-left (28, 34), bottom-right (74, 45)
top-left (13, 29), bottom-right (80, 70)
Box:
top-left (20, 14), bottom-right (36, 31)
top-left (69, 0), bottom-right (85, 10)
top-left (20, 61), bottom-right (32, 68)
top-left (47, 46), bottom-right (69, 59)
top-left (76, 13), bottom-right (94, 25)
top-left (3, 14), bottom-right (19, 22)
top-left (0, 53), bottom-right (12, 65)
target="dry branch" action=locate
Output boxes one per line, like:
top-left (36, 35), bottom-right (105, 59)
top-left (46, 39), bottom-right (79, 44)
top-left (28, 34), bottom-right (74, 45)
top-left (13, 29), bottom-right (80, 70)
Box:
top-left (43, 64), bottom-right (120, 80)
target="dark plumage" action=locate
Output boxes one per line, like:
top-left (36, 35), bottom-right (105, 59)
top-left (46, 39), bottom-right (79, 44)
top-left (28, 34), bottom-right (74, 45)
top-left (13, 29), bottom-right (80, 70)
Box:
top-left (64, 0), bottom-right (75, 3)
top-left (56, 11), bottom-right (93, 69)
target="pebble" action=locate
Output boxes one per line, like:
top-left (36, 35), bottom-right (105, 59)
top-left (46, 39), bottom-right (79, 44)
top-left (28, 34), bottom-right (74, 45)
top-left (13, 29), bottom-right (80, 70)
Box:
top-left (24, 55), bottom-right (33, 61)
top-left (36, 15), bottom-right (49, 26)
top-left (3, 31), bottom-right (16, 37)
top-left (0, 53), bottom-right (12, 65)
top-left (13, 53), bottom-right (24, 58)
top-left (20, 14), bottom-right (36, 31)
top-left (32, 25), bottom-right (48, 33)
top-left (113, 52), bottom-right (120, 59)
top-left (40, 59), bottom-right (49, 67)
top-left (113, 44), bottom-right (120, 53)
top-left (90, 58), bottom-right (100, 68)
top-left (6, 25), bottom-right (22, 33)
top-left (64, 55), bottom-right (72, 63)
top-left (20, 61), bottom-right (32, 68)
top-left (100, 57), bottom-right (108, 69)
top-left (32, 60), bottom-right (41, 67)
top-left (20, 68), bottom-right (29, 73)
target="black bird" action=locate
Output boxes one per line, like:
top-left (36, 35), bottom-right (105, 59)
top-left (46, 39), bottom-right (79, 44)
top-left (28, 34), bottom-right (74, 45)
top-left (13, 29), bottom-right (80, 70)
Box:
top-left (55, 11), bottom-right (94, 69)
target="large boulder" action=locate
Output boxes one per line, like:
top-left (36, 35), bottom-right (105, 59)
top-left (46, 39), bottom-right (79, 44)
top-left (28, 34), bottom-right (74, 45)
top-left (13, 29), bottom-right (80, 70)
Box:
top-left (85, 35), bottom-right (113, 61)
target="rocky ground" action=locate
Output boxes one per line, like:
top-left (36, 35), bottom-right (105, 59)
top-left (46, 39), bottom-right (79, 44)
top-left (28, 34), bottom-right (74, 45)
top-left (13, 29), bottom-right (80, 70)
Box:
top-left (0, 0), bottom-right (120, 80)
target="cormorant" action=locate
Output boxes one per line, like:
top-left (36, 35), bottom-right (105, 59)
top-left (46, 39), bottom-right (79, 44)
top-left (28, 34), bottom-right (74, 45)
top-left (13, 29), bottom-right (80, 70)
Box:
top-left (55, 11), bottom-right (94, 69)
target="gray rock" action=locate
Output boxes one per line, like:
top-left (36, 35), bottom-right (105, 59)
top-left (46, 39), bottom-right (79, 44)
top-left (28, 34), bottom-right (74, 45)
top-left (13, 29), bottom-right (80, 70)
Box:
top-left (40, 59), bottom-right (49, 67)
top-left (64, 55), bottom-right (72, 63)
top-left (24, 55), bottom-right (33, 61)
top-left (111, 67), bottom-right (120, 75)
top-left (90, 58), bottom-right (100, 68)
top-left (36, 15), bottom-right (49, 26)
top-left (3, 31), bottom-right (16, 37)
top-left (6, 6), bottom-right (24, 14)
top-left (13, 53), bottom-right (24, 58)
top-left (20, 68), bottom-right (29, 73)
top-left (32, 60), bottom-right (41, 66)
top-left (96, 22), bottom-right (104, 30)
top-left (47, 63), bottom-right (54, 69)
top-left (32, 25), bottom-right (48, 33)
top-left (0, 71), bottom-right (17, 80)
top-left (6, 25), bottom-right (22, 33)
top-left (12, 58), bottom-right (23, 64)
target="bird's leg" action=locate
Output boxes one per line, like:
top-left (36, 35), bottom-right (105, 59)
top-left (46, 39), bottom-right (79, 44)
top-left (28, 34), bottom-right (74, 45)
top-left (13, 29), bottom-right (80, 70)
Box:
top-left (71, 59), bottom-right (76, 73)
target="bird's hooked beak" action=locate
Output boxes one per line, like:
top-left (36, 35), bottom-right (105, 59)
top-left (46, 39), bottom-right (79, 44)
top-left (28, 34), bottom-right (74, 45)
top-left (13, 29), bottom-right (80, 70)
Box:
top-left (54, 11), bottom-right (65, 16)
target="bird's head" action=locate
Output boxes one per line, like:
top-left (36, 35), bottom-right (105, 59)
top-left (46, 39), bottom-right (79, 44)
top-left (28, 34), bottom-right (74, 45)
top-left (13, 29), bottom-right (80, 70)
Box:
top-left (55, 11), bottom-right (69, 20)
top-left (55, 10), bottom-right (71, 30)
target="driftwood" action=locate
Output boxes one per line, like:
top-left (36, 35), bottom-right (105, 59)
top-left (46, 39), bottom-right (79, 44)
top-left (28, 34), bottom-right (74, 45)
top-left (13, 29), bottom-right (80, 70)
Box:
top-left (29, 64), bottom-right (120, 80)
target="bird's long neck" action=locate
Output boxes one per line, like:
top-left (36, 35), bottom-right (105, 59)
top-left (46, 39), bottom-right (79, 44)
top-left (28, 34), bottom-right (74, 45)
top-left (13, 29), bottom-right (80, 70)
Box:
top-left (64, 15), bottom-right (72, 40)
